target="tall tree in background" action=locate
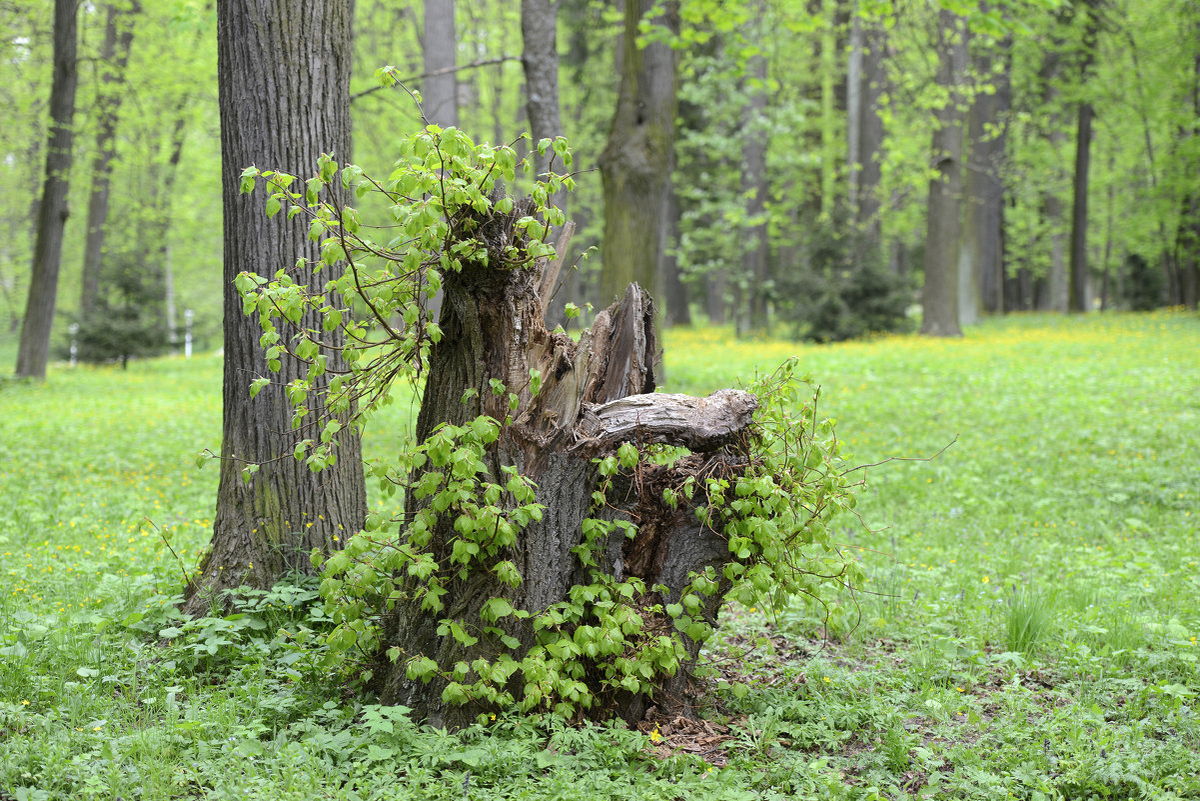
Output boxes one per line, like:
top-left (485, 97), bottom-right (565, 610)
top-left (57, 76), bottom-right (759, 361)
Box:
top-left (742, 46), bottom-right (770, 333)
top-left (423, 0), bottom-right (457, 127)
top-left (79, 1), bottom-right (140, 317)
top-left (598, 0), bottom-right (679, 311)
top-left (187, 0), bottom-right (365, 614)
top-left (920, 8), bottom-right (968, 337)
top-left (15, 0), bottom-right (78, 380)
top-left (1068, 0), bottom-right (1101, 313)
top-left (521, 0), bottom-right (573, 321)
top-left (848, 5), bottom-right (886, 247)
top-left (960, 25), bottom-right (1012, 318)
top-left (1037, 35), bottom-right (1069, 311)
top-left (1177, 7), bottom-right (1200, 309)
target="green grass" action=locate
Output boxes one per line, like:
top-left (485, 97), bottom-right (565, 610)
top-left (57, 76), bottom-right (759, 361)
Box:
top-left (1, 311), bottom-right (1198, 799)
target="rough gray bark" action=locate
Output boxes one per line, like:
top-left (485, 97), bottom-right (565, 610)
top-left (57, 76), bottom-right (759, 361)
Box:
top-left (961, 30), bottom-right (1011, 319)
top-left (187, 0), bottom-right (365, 614)
top-left (379, 210), bottom-right (756, 727)
top-left (15, 0), bottom-right (78, 380)
top-left (920, 9), bottom-right (967, 338)
top-left (80, 1), bottom-right (140, 318)
top-left (423, 0), bottom-right (457, 127)
top-left (599, 0), bottom-right (679, 308)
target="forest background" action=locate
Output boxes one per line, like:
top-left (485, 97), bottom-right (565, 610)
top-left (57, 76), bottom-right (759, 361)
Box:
top-left (2, 0), bottom-right (1198, 364)
top-left (2, 1), bottom-right (1200, 798)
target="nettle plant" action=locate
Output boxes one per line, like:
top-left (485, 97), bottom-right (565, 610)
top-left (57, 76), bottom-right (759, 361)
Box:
top-left (236, 123), bottom-right (864, 724)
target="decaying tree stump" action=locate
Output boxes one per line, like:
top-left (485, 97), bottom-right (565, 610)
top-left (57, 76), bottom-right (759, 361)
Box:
top-left (377, 206), bottom-right (758, 727)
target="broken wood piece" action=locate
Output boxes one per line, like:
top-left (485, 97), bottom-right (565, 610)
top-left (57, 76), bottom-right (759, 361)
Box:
top-left (579, 388), bottom-right (759, 452)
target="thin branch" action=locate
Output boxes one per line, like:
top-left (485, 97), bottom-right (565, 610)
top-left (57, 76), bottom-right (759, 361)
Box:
top-left (350, 56), bottom-right (522, 103)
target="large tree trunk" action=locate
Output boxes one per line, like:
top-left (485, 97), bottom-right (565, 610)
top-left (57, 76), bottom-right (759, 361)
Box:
top-left (80, 1), bottom-right (140, 318)
top-left (186, 0), bottom-right (365, 614)
top-left (599, 0), bottom-right (678, 309)
top-left (15, 0), bottom-right (78, 380)
top-left (377, 223), bottom-right (758, 726)
top-left (920, 9), bottom-right (967, 338)
top-left (961, 29), bottom-right (1011, 318)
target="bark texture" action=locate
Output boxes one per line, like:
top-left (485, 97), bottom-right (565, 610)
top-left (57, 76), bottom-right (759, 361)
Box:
top-left (378, 212), bottom-right (756, 728)
top-left (920, 9), bottom-right (967, 338)
top-left (15, 0), bottom-right (78, 380)
top-left (961, 30), bottom-right (1011, 318)
top-left (599, 0), bottom-right (678, 309)
top-left (187, 0), bottom-right (365, 614)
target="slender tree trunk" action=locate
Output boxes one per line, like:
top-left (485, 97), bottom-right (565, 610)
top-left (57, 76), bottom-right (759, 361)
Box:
top-left (921, 9), bottom-right (967, 337)
top-left (187, 0), bottom-right (365, 614)
top-left (1038, 44), bottom-right (1069, 312)
top-left (599, 0), bottom-right (678, 308)
top-left (1068, 100), bottom-right (1094, 313)
top-left (16, 0), bottom-right (78, 380)
top-left (1068, 1), bottom-right (1100, 313)
top-left (743, 50), bottom-right (770, 332)
top-left (423, 0), bottom-right (457, 127)
top-left (662, 183), bottom-right (691, 325)
top-left (521, 0), bottom-right (570, 321)
top-left (847, 10), bottom-right (862, 212)
top-left (79, 1), bottom-right (140, 318)
top-left (145, 106), bottom-right (190, 344)
top-left (706, 271), bottom-right (727, 325)
top-left (855, 13), bottom-right (886, 246)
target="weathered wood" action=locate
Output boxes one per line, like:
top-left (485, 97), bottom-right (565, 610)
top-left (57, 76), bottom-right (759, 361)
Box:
top-left (378, 197), bottom-right (754, 727)
top-left (579, 389), bottom-right (758, 452)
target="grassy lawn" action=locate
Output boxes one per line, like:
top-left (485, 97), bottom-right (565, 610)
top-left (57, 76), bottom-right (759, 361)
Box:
top-left (1, 311), bottom-right (1197, 799)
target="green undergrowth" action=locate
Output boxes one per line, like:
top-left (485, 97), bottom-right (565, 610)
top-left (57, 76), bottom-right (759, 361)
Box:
top-left (1, 311), bottom-right (1198, 799)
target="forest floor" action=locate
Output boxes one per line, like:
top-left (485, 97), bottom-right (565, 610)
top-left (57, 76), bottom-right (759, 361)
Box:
top-left (0, 311), bottom-right (1197, 800)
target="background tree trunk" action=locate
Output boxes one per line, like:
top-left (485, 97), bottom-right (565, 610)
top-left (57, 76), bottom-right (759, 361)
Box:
top-left (15, 0), bottom-right (78, 380)
top-left (521, 0), bottom-right (570, 323)
top-left (961, 30), bottom-right (1011, 318)
top-left (423, 0), bottom-right (458, 127)
top-left (1068, 1), bottom-right (1100, 313)
top-left (1038, 46), bottom-right (1069, 312)
top-left (599, 0), bottom-right (678, 310)
top-left (80, 1), bottom-right (140, 318)
top-left (187, 0), bottom-right (365, 614)
top-left (743, 50), bottom-right (771, 333)
top-left (921, 9), bottom-right (967, 338)
top-left (854, 12), bottom-right (886, 248)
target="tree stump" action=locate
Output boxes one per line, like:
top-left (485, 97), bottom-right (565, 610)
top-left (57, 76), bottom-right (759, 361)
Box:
top-left (377, 212), bottom-right (757, 727)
